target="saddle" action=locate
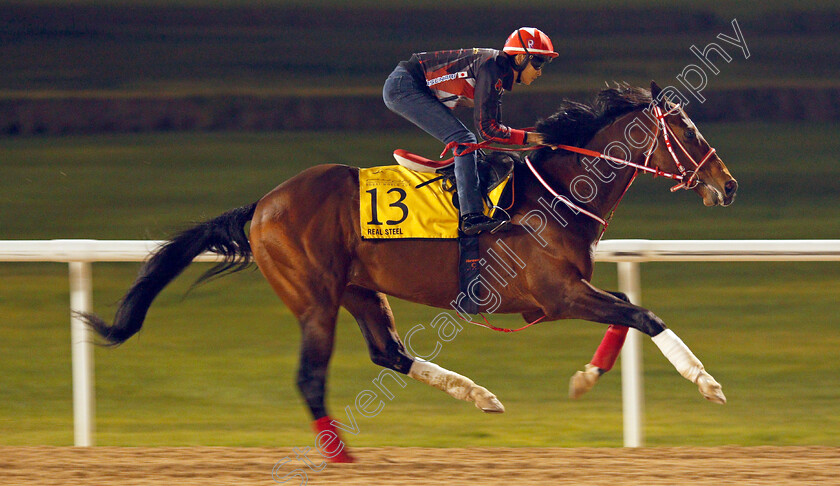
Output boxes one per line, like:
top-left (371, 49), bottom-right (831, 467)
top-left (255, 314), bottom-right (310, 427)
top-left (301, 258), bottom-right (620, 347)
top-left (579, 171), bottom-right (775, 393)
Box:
top-left (394, 149), bottom-right (522, 314)
top-left (393, 149), bottom-right (517, 211)
top-left (391, 149), bottom-right (518, 315)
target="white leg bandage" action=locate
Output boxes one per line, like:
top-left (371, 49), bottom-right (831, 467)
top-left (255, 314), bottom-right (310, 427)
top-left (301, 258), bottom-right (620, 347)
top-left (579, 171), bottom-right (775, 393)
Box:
top-left (408, 360), bottom-right (474, 401)
top-left (408, 360), bottom-right (505, 412)
top-left (652, 329), bottom-right (704, 383)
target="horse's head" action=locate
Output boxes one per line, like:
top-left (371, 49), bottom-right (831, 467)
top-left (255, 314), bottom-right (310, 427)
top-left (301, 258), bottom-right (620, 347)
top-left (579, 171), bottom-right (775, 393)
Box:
top-left (649, 81), bottom-right (738, 207)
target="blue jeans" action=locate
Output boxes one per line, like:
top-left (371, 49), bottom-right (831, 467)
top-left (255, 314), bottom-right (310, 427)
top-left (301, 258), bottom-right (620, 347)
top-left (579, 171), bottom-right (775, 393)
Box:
top-left (383, 66), bottom-right (483, 216)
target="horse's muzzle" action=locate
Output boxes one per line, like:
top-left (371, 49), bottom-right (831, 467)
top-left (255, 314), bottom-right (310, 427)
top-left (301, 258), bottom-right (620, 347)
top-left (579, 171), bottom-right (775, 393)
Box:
top-left (696, 177), bottom-right (738, 207)
top-left (722, 179), bottom-right (738, 206)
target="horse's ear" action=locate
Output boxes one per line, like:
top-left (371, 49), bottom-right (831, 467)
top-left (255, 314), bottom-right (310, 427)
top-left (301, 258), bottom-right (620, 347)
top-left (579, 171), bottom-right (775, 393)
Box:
top-left (650, 81), bottom-right (663, 106)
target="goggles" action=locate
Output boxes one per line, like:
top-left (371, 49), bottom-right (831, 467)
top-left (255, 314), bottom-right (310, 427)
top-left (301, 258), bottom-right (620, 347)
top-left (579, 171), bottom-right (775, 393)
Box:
top-left (530, 55), bottom-right (552, 70)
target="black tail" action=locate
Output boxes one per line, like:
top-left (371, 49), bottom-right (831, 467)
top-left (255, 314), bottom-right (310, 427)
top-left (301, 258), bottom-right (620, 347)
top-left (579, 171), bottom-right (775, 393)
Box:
top-left (81, 202), bottom-right (258, 345)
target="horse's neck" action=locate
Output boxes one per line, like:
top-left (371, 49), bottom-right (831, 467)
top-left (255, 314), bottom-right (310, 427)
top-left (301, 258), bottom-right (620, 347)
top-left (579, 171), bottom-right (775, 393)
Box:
top-left (516, 111), bottom-right (647, 240)
top-left (579, 113), bottom-right (646, 218)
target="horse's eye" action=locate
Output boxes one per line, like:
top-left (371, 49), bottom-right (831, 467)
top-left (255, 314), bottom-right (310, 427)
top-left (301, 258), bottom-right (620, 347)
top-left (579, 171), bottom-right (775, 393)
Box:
top-left (685, 129), bottom-right (696, 140)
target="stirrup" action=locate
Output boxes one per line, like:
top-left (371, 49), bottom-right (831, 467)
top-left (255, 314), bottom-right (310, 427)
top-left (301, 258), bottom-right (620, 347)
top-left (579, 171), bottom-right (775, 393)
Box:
top-left (460, 214), bottom-right (508, 236)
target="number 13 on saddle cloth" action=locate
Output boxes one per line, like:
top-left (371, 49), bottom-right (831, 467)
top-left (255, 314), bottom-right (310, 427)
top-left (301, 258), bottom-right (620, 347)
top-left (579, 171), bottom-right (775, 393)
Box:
top-left (359, 165), bottom-right (511, 239)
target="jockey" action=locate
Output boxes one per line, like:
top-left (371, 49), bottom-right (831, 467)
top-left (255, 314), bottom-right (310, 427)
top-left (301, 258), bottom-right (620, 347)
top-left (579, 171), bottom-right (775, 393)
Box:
top-left (383, 27), bottom-right (558, 235)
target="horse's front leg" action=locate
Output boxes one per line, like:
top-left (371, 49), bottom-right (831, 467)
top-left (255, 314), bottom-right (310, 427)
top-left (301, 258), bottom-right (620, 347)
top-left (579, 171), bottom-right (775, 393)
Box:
top-left (570, 292), bottom-right (631, 399)
top-left (548, 279), bottom-right (726, 404)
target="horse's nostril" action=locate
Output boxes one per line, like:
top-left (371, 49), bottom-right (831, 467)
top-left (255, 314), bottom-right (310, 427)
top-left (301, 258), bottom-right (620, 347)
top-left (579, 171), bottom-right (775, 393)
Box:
top-left (724, 179), bottom-right (738, 197)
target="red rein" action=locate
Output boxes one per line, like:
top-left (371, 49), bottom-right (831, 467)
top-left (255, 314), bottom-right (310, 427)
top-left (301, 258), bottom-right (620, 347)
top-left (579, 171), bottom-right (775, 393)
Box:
top-left (445, 104), bottom-right (716, 233)
top-left (443, 104), bottom-right (717, 332)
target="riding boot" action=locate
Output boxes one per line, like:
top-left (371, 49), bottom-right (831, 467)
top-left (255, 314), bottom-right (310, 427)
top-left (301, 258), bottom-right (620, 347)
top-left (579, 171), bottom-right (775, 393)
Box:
top-left (454, 151), bottom-right (483, 214)
top-left (455, 151), bottom-right (509, 235)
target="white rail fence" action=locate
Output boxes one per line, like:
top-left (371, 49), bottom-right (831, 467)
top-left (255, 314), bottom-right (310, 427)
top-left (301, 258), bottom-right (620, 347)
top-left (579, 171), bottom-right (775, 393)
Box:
top-left (2, 239), bottom-right (839, 448)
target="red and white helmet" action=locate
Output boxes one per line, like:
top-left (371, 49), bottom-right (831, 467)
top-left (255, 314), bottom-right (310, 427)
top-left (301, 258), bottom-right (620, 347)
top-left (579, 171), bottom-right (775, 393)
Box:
top-left (503, 27), bottom-right (559, 59)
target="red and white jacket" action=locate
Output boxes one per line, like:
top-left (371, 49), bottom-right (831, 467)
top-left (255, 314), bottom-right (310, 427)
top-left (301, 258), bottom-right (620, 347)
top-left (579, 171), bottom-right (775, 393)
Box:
top-left (400, 48), bottom-right (526, 145)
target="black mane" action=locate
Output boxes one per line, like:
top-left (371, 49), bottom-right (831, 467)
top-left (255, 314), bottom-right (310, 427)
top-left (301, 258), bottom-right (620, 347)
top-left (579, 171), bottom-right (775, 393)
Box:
top-left (533, 84), bottom-right (652, 159)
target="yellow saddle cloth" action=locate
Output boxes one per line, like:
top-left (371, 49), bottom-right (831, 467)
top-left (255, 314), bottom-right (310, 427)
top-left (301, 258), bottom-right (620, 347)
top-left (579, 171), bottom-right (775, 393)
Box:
top-left (359, 165), bottom-right (510, 239)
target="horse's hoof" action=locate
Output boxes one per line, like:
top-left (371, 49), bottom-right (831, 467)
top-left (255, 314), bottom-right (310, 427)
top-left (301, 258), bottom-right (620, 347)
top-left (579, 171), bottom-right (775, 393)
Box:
top-left (696, 371), bottom-right (726, 404)
top-left (470, 385), bottom-right (505, 413)
top-left (569, 364), bottom-right (600, 399)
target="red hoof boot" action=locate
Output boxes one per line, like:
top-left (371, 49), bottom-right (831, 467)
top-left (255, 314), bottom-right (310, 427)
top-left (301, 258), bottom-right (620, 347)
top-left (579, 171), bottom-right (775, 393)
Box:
top-left (312, 416), bottom-right (356, 463)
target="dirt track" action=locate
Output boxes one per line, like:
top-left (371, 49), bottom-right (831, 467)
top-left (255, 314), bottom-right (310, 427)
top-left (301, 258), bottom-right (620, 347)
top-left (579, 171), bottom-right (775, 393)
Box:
top-left (2, 446), bottom-right (839, 485)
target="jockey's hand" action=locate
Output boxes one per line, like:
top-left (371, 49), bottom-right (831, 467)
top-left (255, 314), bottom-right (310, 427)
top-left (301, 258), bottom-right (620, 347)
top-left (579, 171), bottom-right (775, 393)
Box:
top-left (526, 132), bottom-right (545, 145)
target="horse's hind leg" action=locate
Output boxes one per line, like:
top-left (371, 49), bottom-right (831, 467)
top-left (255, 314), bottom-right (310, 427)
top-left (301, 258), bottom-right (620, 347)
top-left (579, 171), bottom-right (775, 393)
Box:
top-left (293, 304), bottom-right (359, 463)
top-left (296, 306), bottom-right (338, 420)
top-left (557, 280), bottom-right (726, 404)
top-left (250, 237), bottom-right (356, 461)
top-left (341, 286), bottom-right (414, 374)
top-left (341, 286), bottom-right (505, 413)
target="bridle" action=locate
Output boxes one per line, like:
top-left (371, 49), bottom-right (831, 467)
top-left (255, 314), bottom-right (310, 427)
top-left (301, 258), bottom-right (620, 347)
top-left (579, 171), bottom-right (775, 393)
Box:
top-left (650, 103), bottom-right (717, 192)
top-left (523, 101), bottom-right (718, 237)
top-left (541, 103), bottom-right (716, 192)
top-left (440, 100), bottom-right (719, 237)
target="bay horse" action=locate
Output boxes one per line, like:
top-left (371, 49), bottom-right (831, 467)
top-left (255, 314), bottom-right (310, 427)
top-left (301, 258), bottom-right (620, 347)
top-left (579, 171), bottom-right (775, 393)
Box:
top-left (83, 82), bottom-right (738, 462)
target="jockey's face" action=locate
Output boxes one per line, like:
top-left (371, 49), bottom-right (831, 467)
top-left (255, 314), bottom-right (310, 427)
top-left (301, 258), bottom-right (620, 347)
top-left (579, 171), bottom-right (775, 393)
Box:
top-left (519, 59), bottom-right (543, 85)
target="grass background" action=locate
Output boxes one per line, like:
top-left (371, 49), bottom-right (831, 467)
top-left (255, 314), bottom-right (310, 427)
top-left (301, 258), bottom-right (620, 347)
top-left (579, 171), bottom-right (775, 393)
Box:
top-left (1, 122), bottom-right (838, 447)
top-left (1, 0), bottom-right (838, 449)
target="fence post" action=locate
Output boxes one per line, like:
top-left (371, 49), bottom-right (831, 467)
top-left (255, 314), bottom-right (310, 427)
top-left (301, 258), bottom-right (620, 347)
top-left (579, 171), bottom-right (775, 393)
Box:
top-left (69, 261), bottom-right (95, 446)
top-left (618, 261), bottom-right (643, 447)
